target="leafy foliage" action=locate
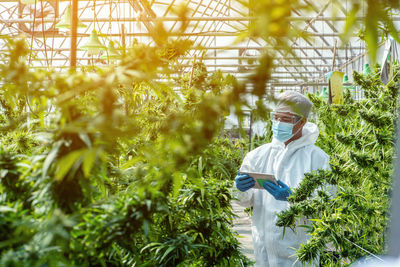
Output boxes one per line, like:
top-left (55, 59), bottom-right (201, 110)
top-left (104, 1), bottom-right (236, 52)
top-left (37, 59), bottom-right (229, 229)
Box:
top-left (1, 1), bottom-right (400, 266)
top-left (0, 28), bottom-right (252, 265)
top-left (276, 65), bottom-right (400, 265)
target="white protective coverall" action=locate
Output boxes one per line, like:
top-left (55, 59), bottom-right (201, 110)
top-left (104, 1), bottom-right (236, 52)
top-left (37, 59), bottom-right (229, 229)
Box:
top-left (234, 122), bottom-right (330, 267)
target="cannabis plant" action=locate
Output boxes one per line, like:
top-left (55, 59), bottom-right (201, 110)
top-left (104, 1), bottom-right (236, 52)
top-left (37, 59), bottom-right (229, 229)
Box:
top-left (277, 64), bottom-right (400, 265)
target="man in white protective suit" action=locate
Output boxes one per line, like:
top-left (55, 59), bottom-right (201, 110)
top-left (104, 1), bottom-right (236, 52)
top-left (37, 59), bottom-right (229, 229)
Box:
top-left (234, 91), bottom-right (330, 267)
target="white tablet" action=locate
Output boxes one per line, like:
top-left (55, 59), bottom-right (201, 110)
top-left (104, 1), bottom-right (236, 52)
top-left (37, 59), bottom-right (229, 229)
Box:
top-left (241, 172), bottom-right (278, 189)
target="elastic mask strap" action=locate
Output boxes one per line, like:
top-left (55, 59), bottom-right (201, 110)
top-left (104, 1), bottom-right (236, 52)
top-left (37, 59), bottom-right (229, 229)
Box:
top-left (291, 119), bottom-right (303, 137)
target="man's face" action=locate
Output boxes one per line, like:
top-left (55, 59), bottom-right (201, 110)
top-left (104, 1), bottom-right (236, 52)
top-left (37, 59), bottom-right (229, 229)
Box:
top-left (271, 111), bottom-right (306, 137)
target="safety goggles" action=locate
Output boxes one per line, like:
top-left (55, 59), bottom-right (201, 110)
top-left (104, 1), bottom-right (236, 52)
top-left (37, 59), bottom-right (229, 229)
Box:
top-left (270, 112), bottom-right (302, 124)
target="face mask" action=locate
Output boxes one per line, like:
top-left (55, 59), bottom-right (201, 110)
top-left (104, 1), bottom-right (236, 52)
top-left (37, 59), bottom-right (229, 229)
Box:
top-left (272, 120), bottom-right (301, 142)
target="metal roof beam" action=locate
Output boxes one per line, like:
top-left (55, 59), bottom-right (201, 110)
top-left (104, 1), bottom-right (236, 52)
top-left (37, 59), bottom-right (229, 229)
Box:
top-left (290, 6), bottom-right (330, 68)
top-left (127, 0), bottom-right (154, 32)
top-left (161, 0), bottom-right (177, 17)
top-left (303, 0), bottom-right (341, 35)
top-left (188, 0), bottom-right (230, 52)
top-left (264, 82), bottom-right (353, 86)
top-left (138, 0), bottom-right (156, 18)
top-left (20, 32), bottom-right (348, 37)
top-left (291, 9), bottom-right (332, 66)
top-left (14, 58), bottom-right (343, 65)
top-left (6, 16), bottom-right (395, 23)
top-left (301, 0), bottom-right (344, 65)
top-left (273, 65), bottom-right (332, 68)
top-left (0, 46), bottom-right (365, 52)
top-left (173, 64), bottom-right (331, 68)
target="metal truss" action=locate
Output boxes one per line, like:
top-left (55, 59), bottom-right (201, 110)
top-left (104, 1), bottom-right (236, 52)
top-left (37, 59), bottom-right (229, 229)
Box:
top-left (0, 0), bottom-right (396, 91)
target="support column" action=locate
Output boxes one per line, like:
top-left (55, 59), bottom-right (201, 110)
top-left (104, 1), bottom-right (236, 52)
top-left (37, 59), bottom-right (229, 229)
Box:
top-left (70, 0), bottom-right (78, 69)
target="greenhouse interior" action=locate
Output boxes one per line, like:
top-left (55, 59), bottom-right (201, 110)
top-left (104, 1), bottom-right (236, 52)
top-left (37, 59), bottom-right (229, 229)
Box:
top-left (1, 0), bottom-right (400, 266)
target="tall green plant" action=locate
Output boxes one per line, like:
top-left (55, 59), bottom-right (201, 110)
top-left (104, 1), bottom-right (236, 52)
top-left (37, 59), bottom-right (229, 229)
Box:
top-left (0, 30), bottom-right (252, 265)
top-left (276, 65), bottom-right (399, 265)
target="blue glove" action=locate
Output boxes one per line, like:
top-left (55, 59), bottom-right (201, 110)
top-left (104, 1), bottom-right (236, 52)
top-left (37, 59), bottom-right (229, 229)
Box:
top-left (263, 180), bottom-right (292, 201)
top-left (235, 173), bottom-right (255, 192)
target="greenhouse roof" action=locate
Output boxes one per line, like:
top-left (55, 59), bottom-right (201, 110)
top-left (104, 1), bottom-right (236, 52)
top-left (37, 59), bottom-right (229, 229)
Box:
top-left (0, 0), bottom-right (399, 93)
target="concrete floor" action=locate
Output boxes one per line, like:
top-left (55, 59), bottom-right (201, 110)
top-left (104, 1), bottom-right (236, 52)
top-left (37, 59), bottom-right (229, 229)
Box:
top-left (232, 202), bottom-right (255, 264)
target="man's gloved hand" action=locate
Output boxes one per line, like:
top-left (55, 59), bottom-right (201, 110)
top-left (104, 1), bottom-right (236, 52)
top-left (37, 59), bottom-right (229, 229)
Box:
top-left (263, 180), bottom-right (292, 201)
top-left (235, 173), bottom-right (255, 192)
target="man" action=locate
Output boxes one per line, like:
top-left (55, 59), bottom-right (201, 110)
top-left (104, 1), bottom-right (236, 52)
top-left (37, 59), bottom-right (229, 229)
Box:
top-left (234, 91), bottom-right (330, 267)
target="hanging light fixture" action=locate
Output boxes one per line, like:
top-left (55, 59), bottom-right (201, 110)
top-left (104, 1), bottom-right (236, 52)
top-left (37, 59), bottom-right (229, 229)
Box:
top-left (364, 63), bottom-right (372, 75)
top-left (100, 41), bottom-right (121, 60)
top-left (56, 5), bottom-right (87, 30)
top-left (100, 0), bottom-right (120, 62)
top-left (79, 0), bottom-right (105, 57)
top-left (80, 30), bottom-right (105, 56)
top-left (343, 74), bottom-right (349, 83)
